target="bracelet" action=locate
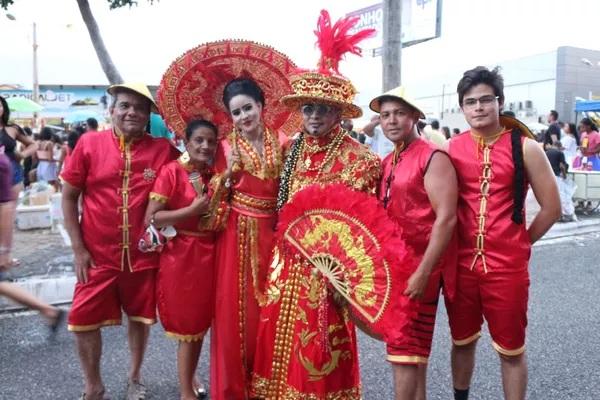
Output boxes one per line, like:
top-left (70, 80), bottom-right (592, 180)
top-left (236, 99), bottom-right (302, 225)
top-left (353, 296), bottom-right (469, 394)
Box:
top-left (224, 178), bottom-right (232, 188)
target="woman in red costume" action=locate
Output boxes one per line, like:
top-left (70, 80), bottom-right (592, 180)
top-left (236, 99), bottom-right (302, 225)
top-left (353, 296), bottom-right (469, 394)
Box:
top-left (210, 77), bottom-right (285, 399)
top-left (156, 40), bottom-right (298, 399)
top-left (144, 119), bottom-right (227, 400)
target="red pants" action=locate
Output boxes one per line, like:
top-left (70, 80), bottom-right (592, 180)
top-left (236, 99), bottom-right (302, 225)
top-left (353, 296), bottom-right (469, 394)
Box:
top-left (445, 265), bottom-right (529, 356)
top-left (387, 268), bottom-right (442, 365)
top-left (68, 267), bottom-right (157, 332)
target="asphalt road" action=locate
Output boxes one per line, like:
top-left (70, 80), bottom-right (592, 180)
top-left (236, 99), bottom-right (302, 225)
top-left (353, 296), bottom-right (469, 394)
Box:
top-left (1, 234), bottom-right (599, 399)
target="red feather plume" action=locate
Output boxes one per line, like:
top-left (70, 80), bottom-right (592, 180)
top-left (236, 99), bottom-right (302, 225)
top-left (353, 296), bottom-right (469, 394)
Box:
top-left (314, 9), bottom-right (376, 75)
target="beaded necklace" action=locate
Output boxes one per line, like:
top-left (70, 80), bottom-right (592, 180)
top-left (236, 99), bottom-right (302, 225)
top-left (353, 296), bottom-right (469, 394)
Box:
top-left (382, 141), bottom-right (406, 209)
top-left (298, 127), bottom-right (345, 175)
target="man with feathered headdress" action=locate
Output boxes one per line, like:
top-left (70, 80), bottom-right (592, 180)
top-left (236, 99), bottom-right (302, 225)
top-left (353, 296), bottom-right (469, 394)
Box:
top-left (250, 10), bottom-right (380, 399)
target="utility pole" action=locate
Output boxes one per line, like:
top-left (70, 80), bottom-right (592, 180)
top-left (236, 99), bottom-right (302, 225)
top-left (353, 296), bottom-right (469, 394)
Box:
top-left (32, 22), bottom-right (39, 128)
top-left (382, 0), bottom-right (402, 91)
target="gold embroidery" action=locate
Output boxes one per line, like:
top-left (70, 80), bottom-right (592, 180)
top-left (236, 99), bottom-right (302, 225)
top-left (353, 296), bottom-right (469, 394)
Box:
top-left (231, 191), bottom-right (277, 216)
top-left (165, 330), bottom-right (207, 342)
top-left (251, 373), bottom-right (362, 400)
top-left (149, 192), bottom-right (168, 204)
top-left (119, 142), bottom-right (133, 272)
top-left (228, 128), bottom-right (282, 180)
top-left (470, 145), bottom-right (491, 273)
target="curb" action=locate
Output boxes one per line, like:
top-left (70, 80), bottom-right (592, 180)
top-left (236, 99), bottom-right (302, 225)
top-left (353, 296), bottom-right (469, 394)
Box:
top-left (537, 218), bottom-right (600, 242)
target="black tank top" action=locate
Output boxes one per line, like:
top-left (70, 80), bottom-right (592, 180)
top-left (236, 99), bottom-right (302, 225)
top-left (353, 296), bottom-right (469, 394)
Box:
top-left (0, 127), bottom-right (17, 161)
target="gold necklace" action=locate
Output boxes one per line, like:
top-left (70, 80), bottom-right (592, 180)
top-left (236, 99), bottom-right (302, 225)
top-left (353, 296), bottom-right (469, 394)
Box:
top-left (300, 129), bottom-right (345, 175)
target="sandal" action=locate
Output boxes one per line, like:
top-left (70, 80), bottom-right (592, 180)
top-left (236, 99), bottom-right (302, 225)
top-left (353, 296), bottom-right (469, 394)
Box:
top-left (49, 308), bottom-right (65, 335)
top-left (193, 386), bottom-right (208, 399)
top-left (126, 380), bottom-right (147, 400)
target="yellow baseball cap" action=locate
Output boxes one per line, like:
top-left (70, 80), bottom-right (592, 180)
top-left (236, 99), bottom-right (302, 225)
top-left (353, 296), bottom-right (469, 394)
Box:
top-left (369, 86), bottom-right (425, 119)
top-left (107, 83), bottom-right (158, 113)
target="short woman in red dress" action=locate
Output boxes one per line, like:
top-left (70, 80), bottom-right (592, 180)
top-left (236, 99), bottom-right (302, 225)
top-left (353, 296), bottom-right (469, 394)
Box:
top-left (144, 119), bottom-right (228, 400)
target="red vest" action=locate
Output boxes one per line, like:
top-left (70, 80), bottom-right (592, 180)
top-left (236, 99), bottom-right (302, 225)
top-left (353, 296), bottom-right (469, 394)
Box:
top-left (448, 131), bottom-right (531, 273)
top-left (379, 137), bottom-right (457, 297)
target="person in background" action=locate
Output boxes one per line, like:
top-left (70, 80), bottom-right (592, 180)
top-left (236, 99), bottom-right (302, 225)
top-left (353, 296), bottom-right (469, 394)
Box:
top-left (442, 126), bottom-right (451, 140)
top-left (0, 151), bottom-right (65, 334)
top-left (85, 118), bottom-right (99, 133)
top-left (545, 141), bottom-right (576, 222)
top-left (560, 122), bottom-right (579, 169)
top-left (0, 95), bottom-right (37, 200)
top-left (22, 127), bottom-right (34, 187)
top-left (35, 127), bottom-right (59, 189)
top-left (578, 118), bottom-right (600, 170)
top-left (424, 120), bottom-right (446, 147)
top-left (363, 114), bottom-right (395, 158)
top-left (341, 118), bottom-right (364, 143)
top-left (452, 128), bottom-right (461, 137)
top-left (545, 110), bottom-right (561, 147)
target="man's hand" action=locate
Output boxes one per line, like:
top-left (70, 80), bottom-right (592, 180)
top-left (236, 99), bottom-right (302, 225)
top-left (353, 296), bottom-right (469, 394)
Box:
top-left (403, 269), bottom-right (430, 300)
top-left (74, 246), bottom-right (95, 284)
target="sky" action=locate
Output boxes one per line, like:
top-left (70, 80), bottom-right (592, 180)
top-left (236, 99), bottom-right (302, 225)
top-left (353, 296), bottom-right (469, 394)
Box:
top-left (2, 0), bottom-right (600, 104)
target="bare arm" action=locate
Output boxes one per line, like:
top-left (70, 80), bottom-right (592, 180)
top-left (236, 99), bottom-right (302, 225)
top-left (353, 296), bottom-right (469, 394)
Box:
top-left (524, 139), bottom-right (561, 243)
top-left (14, 126), bottom-right (37, 160)
top-left (143, 195), bottom-right (209, 228)
top-left (404, 152), bottom-right (458, 299)
top-left (362, 115), bottom-right (380, 138)
top-left (62, 181), bottom-right (94, 283)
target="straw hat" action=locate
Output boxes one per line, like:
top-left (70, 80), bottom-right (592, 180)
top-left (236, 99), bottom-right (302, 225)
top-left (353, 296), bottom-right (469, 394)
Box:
top-left (369, 86), bottom-right (425, 119)
top-left (107, 83), bottom-right (158, 113)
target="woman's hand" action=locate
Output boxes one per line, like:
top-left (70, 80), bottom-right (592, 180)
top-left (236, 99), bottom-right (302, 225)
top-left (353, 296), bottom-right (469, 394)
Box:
top-left (227, 148), bottom-right (241, 175)
top-left (187, 194), bottom-right (210, 216)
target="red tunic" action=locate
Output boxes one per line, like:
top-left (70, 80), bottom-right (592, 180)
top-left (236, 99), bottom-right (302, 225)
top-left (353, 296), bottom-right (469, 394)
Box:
top-left (210, 129), bottom-right (282, 400)
top-left (61, 130), bottom-right (180, 271)
top-left (251, 128), bottom-right (381, 400)
top-left (445, 130), bottom-right (531, 354)
top-left (378, 138), bottom-right (457, 363)
top-left (448, 131), bottom-right (530, 273)
top-left (150, 159), bottom-right (218, 341)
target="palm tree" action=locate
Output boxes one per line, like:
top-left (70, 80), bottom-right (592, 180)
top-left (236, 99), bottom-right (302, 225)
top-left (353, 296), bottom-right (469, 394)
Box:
top-left (76, 0), bottom-right (123, 84)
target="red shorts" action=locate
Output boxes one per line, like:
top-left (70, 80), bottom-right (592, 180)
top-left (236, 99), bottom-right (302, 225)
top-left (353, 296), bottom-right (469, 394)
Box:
top-left (387, 268), bottom-right (442, 365)
top-left (445, 265), bottom-right (529, 356)
top-left (156, 236), bottom-right (215, 341)
top-left (68, 267), bottom-right (157, 332)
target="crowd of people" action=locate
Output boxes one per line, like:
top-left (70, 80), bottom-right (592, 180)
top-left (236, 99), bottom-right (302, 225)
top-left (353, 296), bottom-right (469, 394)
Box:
top-left (0, 10), bottom-right (567, 400)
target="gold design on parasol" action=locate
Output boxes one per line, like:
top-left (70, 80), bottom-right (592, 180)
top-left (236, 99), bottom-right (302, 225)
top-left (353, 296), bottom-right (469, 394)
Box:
top-left (283, 210), bottom-right (391, 324)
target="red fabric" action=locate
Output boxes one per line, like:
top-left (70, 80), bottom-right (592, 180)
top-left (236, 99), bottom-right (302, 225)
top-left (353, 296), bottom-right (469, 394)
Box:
top-left (251, 135), bottom-right (382, 399)
top-left (378, 138), bottom-right (457, 361)
top-left (448, 131), bottom-right (531, 272)
top-left (60, 130), bottom-right (180, 272)
top-left (386, 268), bottom-right (441, 363)
top-left (445, 264), bottom-right (529, 352)
top-left (210, 136), bottom-right (280, 400)
top-left (446, 131), bottom-right (531, 352)
top-left (152, 161), bottom-right (216, 339)
top-left (67, 268), bottom-right (157, 331)
top-left (379, 138), bottom-right (457, 299)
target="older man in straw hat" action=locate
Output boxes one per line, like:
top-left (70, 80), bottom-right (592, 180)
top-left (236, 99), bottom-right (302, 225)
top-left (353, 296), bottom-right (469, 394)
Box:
top-left (61, 83), bottom-right (180, 400)
top-left (370, 87), bottom-right (458, 400)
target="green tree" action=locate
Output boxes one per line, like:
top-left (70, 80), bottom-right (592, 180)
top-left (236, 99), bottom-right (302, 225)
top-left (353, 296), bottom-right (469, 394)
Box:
top-left (1, 0), bottom-right (157, 84)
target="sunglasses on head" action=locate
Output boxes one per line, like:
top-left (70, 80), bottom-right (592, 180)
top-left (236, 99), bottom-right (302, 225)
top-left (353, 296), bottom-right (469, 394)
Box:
top-left (301, 103), bottom-right (334, 117)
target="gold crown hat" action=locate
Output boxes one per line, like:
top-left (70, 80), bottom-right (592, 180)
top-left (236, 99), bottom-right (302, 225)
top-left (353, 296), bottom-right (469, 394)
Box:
top-left (280, 10), bottom-right (375, 119)
top-left (107, 82), bottom-right (159, 113)
top-left (369, 86), bottom-right (426, 119)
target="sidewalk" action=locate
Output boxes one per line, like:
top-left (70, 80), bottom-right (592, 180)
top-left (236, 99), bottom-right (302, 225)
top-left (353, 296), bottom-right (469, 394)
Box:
top-left (0, 228), bottom-right (75, 311)
top-left (2, 195), bottom-right (600, 311)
